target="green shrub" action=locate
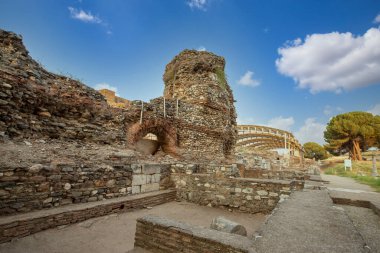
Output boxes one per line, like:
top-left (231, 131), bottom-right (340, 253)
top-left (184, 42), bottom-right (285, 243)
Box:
top-left (215, 68), bottom-right (228, 90)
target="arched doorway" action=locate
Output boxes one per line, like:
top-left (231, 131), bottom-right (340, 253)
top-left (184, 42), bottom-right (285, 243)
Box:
top-left (127, 119), bottom-right (178, 156)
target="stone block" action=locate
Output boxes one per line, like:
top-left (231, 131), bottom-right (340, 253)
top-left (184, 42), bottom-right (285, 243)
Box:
top-left (28, 164), bottom-right (43, 173)
top-left (88, 197), bottom-right (97, 202)
top-left (242, 188), bottom-right (253, 194)
top-left (210, 216), bottom-right (247, 236)
top-left (43, 197), bottom-right (52, 204)
top-left (106, 179), bottom-right (116, 187)
top-left (132, 175), bottom-right (147, 186)
top-left (141, 183), bottom-right (159, 193)
top-left (29, 176), bottom-right (45, 182)
top-left (64, 183), bottom-right (71, 190)
top-left (142, 164), bottom-right (161, 175)
top-left (146, 175), bottom-right (152, 184)
top-left (257, 190), bottom-right (268, 196)
top-left (151, 174), bottom-right (161, 183)
top-left (131, 164), bottom-right (142, 174)
top-left (132, 185), bottom-right (140, 194)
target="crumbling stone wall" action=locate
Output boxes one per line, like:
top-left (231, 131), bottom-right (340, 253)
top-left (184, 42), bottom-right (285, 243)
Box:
top-left (163, 50), bottom-right (237, 158)
top-left (172, 173), bottom-right (303, 214)
top-left (0, 162), bottom-right (171, 215)
top-left (1, 29), bottom-right (237, 160)
top-left (98, 89), bottom-right (131, 108)
top-left (0, 30), bottom-right (125, 143)
top-left (243, 169), bottom-right (309, 180)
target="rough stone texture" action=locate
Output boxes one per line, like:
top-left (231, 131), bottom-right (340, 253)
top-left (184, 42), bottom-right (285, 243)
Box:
top-left (172, 173), bottom-right (302, 214)
top-left (126, 50), bottom-right (237, 160)
top-left (0, 190), bottom-right (176, 244)
top-left (0, 30), bottom-right (125, 144)
top-left (170, 163), bottom-right (241, 177)
top-left (253, 190), bottom-right (368, 253)
top-left (243, 169), bottom-right (309, 181)
top-left (342, 205), bottom-right (380, 252)
top-left (0, 161), bottom-right (172, 215)
top-left (210, 216), bottom-right (247, 236)
top-left (0, 29), bottom-right (236, 161)
top-left (98, 89), bottom-right (131, 108)
top-left (135, 215), bottom-right (255, 253)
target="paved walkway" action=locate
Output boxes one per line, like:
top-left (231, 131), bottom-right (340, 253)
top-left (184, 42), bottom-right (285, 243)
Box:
top-left (321, 174), bottom-right (376, 192)
top-left (320, 174), bottom-right (380, 252)
top-left (321, 174), bottom-right (380, 211)
top-left (253, 189), bottom-right (370, 253)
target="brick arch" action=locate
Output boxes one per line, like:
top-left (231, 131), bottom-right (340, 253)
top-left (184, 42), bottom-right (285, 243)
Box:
top-left (127, 119), bottom-right (178, 155)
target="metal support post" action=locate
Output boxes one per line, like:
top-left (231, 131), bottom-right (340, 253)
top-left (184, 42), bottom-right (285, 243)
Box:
top-left (140, 100), bottom-right (143, 124)
top-left (163, 97), bottom-right (166, 118)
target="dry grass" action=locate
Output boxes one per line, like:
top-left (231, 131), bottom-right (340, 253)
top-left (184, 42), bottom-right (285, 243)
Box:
top-left (324, 160), bottom-right (380, 192)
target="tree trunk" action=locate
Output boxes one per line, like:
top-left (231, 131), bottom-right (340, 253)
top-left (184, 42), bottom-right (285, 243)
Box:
top-left (351, 140), bottom-right (362, 161)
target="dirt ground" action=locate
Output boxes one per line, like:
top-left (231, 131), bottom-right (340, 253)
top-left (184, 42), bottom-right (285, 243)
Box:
top-left (0, 201), bottom-right (267, 253)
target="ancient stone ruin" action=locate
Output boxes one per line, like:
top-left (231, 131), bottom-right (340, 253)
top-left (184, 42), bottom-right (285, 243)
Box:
top-left (126, 49), bottom-right (237, 159)
top-left (0, 29), bottom-right (237, 161)
top-left (2, 28), bottom-right (364, 253)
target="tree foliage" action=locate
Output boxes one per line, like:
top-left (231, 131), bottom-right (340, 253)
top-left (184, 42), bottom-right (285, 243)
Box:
top-left (303, 142), bottom-right (327, 160)
top-left (324, 112), bottom-right (380, 160)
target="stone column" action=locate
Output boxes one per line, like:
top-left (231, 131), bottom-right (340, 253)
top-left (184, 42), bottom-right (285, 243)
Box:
top-left (371, 155), bottom-right (378, 177)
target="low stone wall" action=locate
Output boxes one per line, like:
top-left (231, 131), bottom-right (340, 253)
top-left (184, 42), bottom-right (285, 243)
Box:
top-left (0, 190), bottom-right (176, 244)
top-left (172, 173), bottom-right (303, 214)
top-left (0, 163), bottom-right (171, 215)
top-left (135, 215), bottom-right (255, 253)
top-left (170, 163), bottom-right (241, 177)
top-left (243, 169), bottom-right (309, 180)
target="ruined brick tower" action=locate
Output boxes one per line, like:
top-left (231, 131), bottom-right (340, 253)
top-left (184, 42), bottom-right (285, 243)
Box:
top-left (162, 50), bottom-right (237, 159)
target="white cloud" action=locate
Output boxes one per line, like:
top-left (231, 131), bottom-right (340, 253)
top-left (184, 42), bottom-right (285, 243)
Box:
top-left (267, 116), bottom-right (295, 131)
top-left (197, 46), bottom-right (206, 51)
top-left (374, 13), bottom-right (380, 24)
top-left (237, 71), bottom-right (260, 87)
top-left (294, 118), bottom-right (326, 145)
top-left (368, 103), bottom-right (380, 115)
top-left (187, 0), bottom-right (208, 11)
top-left (94, 83), bottom-right (119, 96)
top-left (276, 27), bottom-right (380, 93)
top-left (68, 7), bottom-right (102, 23)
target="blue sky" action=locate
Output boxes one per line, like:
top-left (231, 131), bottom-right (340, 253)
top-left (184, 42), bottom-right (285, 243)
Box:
top-left (1, 0), bottom-right (380, 144)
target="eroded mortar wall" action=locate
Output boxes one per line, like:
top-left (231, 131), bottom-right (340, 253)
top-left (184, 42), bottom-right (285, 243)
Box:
top-left (169, 163), bottom-right (304, 214)
top-left (0, 30), bottom-right (125, 143)
top-left (1, 30), bottom-right (237, 161)
top-left (163, 50), bottom-right (237, 158)
top-left (0, 161), bottom-right (171, 215)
